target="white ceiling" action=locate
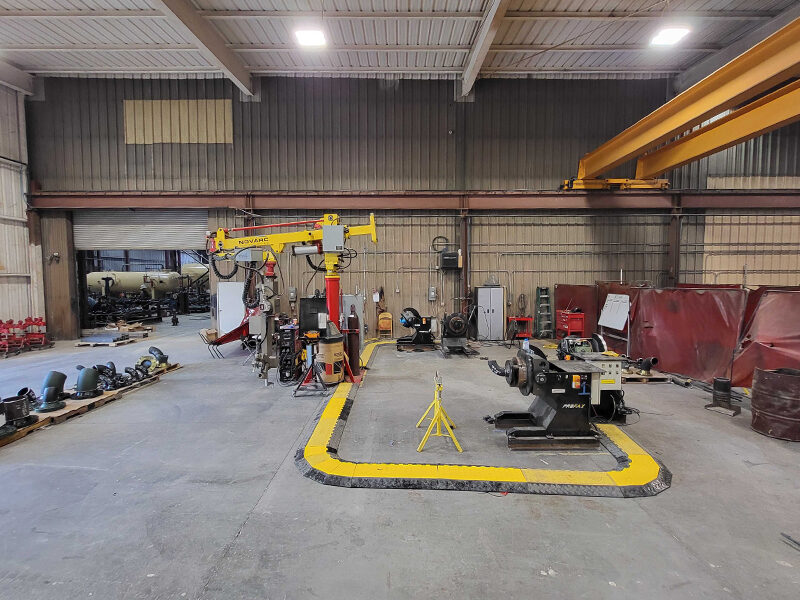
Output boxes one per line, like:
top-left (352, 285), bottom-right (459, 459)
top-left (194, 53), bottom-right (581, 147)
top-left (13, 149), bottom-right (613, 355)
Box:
top-left (0, 0), bottom-right (796, 82)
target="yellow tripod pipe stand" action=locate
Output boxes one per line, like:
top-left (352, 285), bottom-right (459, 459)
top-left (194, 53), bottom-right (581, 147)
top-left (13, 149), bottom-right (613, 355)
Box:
top-left (416, 372), bottom-right (463, 453)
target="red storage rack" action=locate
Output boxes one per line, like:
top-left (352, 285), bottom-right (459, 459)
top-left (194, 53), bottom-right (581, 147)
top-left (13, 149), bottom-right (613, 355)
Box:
top-left (507, 316), bottom-right (533, 339)
top-left (556, 310), bottom-right (584, 338)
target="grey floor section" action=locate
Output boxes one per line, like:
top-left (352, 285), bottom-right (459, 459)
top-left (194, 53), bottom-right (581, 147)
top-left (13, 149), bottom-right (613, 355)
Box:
top-left (339, 346), bottom-right (619, 469)
top-left (1, 323), bottom-right (799, 600)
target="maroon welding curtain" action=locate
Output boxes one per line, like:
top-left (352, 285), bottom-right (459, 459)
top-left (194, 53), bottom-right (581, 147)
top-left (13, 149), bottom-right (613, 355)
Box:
top-left (732, 290), bottom-right (800, 387)
top-left (554, 284), bottom-right (598, 335)
top-left (632, 288), bottom-right (747, 382)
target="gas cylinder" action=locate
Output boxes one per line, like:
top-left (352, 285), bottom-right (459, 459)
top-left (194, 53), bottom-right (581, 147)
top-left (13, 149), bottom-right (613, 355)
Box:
top-left (346, 305), bottom-right (360, 376)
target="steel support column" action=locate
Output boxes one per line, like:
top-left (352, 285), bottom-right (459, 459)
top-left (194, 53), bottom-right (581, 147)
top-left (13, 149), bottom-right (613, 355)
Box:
top-left (460, 210), bottom-right (471, 315)
top-left (666, 199), bottom-right (682, 288)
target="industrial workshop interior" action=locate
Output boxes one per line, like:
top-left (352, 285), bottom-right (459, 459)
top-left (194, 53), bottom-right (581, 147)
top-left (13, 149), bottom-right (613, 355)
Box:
top-left (2, 2), bottom-right (800, 599)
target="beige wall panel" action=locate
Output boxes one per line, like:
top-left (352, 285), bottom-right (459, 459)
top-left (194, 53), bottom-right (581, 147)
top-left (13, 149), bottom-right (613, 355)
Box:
top-left (124, 100), bottom-right (233, 144)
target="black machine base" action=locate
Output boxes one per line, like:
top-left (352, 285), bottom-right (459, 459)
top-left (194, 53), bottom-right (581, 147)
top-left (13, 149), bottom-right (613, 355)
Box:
top-left (0, 423), bottom-right (17, 439)
top-left (396, 332), bottom-right (436, 352)
top-left (397, 307), bottom-right (436, 351)
top-left (506, 427), bottom-right (600, 450)
top-left (440, 337), bottom-right (477, 358)
top-left (494, 410), bottom-right (600, 450)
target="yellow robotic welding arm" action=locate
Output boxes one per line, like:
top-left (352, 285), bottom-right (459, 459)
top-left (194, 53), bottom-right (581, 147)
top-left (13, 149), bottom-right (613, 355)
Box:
top-left (207, 213), bottom-right (377, 325)
top-left (207, 213), bottom-right (377, 256)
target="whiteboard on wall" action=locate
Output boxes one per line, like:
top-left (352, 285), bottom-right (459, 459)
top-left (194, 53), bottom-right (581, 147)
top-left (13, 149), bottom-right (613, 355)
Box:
top-left (598, 294), bottom-right (630, 330)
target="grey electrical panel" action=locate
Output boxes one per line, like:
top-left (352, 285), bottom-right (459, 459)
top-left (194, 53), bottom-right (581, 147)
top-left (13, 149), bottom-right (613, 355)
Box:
top-left (475, 286), bottom-right (505, 341)
top-left (322, 225), bottom-right (345, 253)
top-left (234, 248), bottom-right (264, 263)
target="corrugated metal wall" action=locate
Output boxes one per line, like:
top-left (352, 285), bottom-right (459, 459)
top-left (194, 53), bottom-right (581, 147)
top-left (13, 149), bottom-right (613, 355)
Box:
top-left (207, 209), bottom-right (461, 335)
top-left (206, 209), bottom-right (674, 334)
top-left (471, 212), bottom-right (672, 292)
top-left (0, 83), bottom-right (45, 321)
top-left (0, 84), bottom-right (25, 163)
top-left (681, 209), bottom-right (800, 286)
top-left (672, 122), bottom-right (800, 190)
top-left (204, 207), bottom-right (800, 334)
top-left (28, 76), bottom-right (668, 192)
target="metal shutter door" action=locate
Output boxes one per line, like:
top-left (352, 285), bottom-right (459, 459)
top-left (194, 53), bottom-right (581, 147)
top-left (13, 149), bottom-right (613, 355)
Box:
top-left (73, 209), bottom-right (208, 250)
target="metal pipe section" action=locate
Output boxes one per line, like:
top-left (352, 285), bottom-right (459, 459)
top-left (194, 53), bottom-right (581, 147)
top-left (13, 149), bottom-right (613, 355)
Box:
top-left (291, 245), bottom-right (322, 256)
top-left (226, 219), bottom-right (322, 233)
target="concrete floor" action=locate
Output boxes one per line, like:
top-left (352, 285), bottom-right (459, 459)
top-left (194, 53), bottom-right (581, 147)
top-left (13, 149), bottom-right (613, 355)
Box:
top-left (341, 346), bottom-right (620, 470)
top-left (1, 321), bottom-right (799, 599)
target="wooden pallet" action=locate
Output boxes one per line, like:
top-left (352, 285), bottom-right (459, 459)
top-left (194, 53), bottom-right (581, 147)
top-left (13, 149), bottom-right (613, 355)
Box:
top-left (0, 363), bottom-right (182, 449)
top-left (75, 337), bottom-right (137, 347)
top-left (622, 370), bottom-right (669, 383)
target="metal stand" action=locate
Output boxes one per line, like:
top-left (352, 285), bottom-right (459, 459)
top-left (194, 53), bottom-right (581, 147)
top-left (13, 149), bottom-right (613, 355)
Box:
top-left (416, 373), bottom-right (462, 452)
top-left (293, 361), bottom-right (329, 396)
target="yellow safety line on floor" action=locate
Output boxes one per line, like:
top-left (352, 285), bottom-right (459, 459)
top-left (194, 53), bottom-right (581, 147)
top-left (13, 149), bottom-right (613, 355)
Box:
top-left (303, 341), bottom-right (664, 489)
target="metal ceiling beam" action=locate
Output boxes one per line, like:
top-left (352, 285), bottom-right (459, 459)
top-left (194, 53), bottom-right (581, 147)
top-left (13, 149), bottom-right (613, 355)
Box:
top-left (0, 10), bottom-right (162, 17)
top-left (28, 191), bottom-right (675, 211)
top-left (462, 0), bottom-right (511, 97)
top-left (27, 67), bottom-right (680, 76)
top-left (0, 44), bottom-right (719, 53)
top-left (231, 45), bottom-right (471, 52)
top-left (194, 10), bottom-right (775, 20)
top-left (636, 79), bottom-right (800, 179)
top-left (200, 11), bottom-right (484, 19)
top-left (674, 3), bottom-right (800, 92)
top-left (576, 17), bottom-right (800, 179)
top-left (1, 45), bottom-right (198, 52)
top-left (0, 58), bottom-right (33, 95)
top-left (29, 190), bottom-right (800, 211)
top-left (0, 9), bottom-right (778, 20)
top-left (481, 68), bottom-right (680, 74)
top-left (490, 44), bottom-right (720, 53)
top-left (151, 0), bottom-right (253, 96)
top-left (504, 10), bottom-right (776, 20)
top-left (31, 190), bottom-right (800, 211)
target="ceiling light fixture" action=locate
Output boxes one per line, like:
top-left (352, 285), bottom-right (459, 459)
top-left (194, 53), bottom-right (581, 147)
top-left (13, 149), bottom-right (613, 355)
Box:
top-left (650, 27), bottom-right (691, 47)
top-left (295, 30), bottom-right (327, 47)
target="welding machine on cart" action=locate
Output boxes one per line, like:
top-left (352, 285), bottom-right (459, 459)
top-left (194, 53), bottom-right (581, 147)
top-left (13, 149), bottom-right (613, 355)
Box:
top-left (488, 346), bottom-right (604, 450)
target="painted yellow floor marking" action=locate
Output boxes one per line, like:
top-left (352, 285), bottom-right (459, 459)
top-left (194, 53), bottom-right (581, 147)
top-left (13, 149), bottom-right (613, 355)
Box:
top-left (303, 341), bottom-right (664, 488)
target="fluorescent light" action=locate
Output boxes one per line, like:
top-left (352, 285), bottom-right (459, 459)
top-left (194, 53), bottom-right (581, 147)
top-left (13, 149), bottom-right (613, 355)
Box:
top-left (650, 27), bottom-right (690, 46)
top-left (295, 30), bottom-right (326, 47)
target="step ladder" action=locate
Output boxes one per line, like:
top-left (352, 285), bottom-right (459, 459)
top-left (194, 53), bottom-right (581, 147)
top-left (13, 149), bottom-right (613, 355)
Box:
top-left (535, 286), bottom-right (553, 338)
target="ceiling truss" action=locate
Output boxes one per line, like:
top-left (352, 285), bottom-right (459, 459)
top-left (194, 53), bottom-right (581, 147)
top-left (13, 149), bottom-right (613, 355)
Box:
top-left (0, 3), bottom-right (794, 89)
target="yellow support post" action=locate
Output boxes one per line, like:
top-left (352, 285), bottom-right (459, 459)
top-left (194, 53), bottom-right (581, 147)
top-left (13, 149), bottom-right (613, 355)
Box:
top-left (417, 372), bottom-right (462, 453)
top-left (635, 79), bottom-right (800, 179)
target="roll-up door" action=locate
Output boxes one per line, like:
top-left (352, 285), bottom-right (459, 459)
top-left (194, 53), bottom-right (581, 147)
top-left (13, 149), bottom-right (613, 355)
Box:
top-left (73, 209), bottom-right (208, 250)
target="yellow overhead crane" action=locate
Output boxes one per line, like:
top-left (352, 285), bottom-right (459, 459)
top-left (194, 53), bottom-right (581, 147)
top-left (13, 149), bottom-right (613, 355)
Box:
top-left (207, 213), bottom-right (377, 326)
top-left (564, 17), bottom-right (800, 190)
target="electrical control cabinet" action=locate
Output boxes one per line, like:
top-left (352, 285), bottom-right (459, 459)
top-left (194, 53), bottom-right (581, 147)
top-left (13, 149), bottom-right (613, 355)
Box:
top-left (475, 286), bottom-right (505, 341)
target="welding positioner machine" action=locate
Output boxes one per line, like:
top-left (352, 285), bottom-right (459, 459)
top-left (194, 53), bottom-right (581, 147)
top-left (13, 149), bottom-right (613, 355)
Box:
top-left (488, 347), bottom-right (605, 450)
